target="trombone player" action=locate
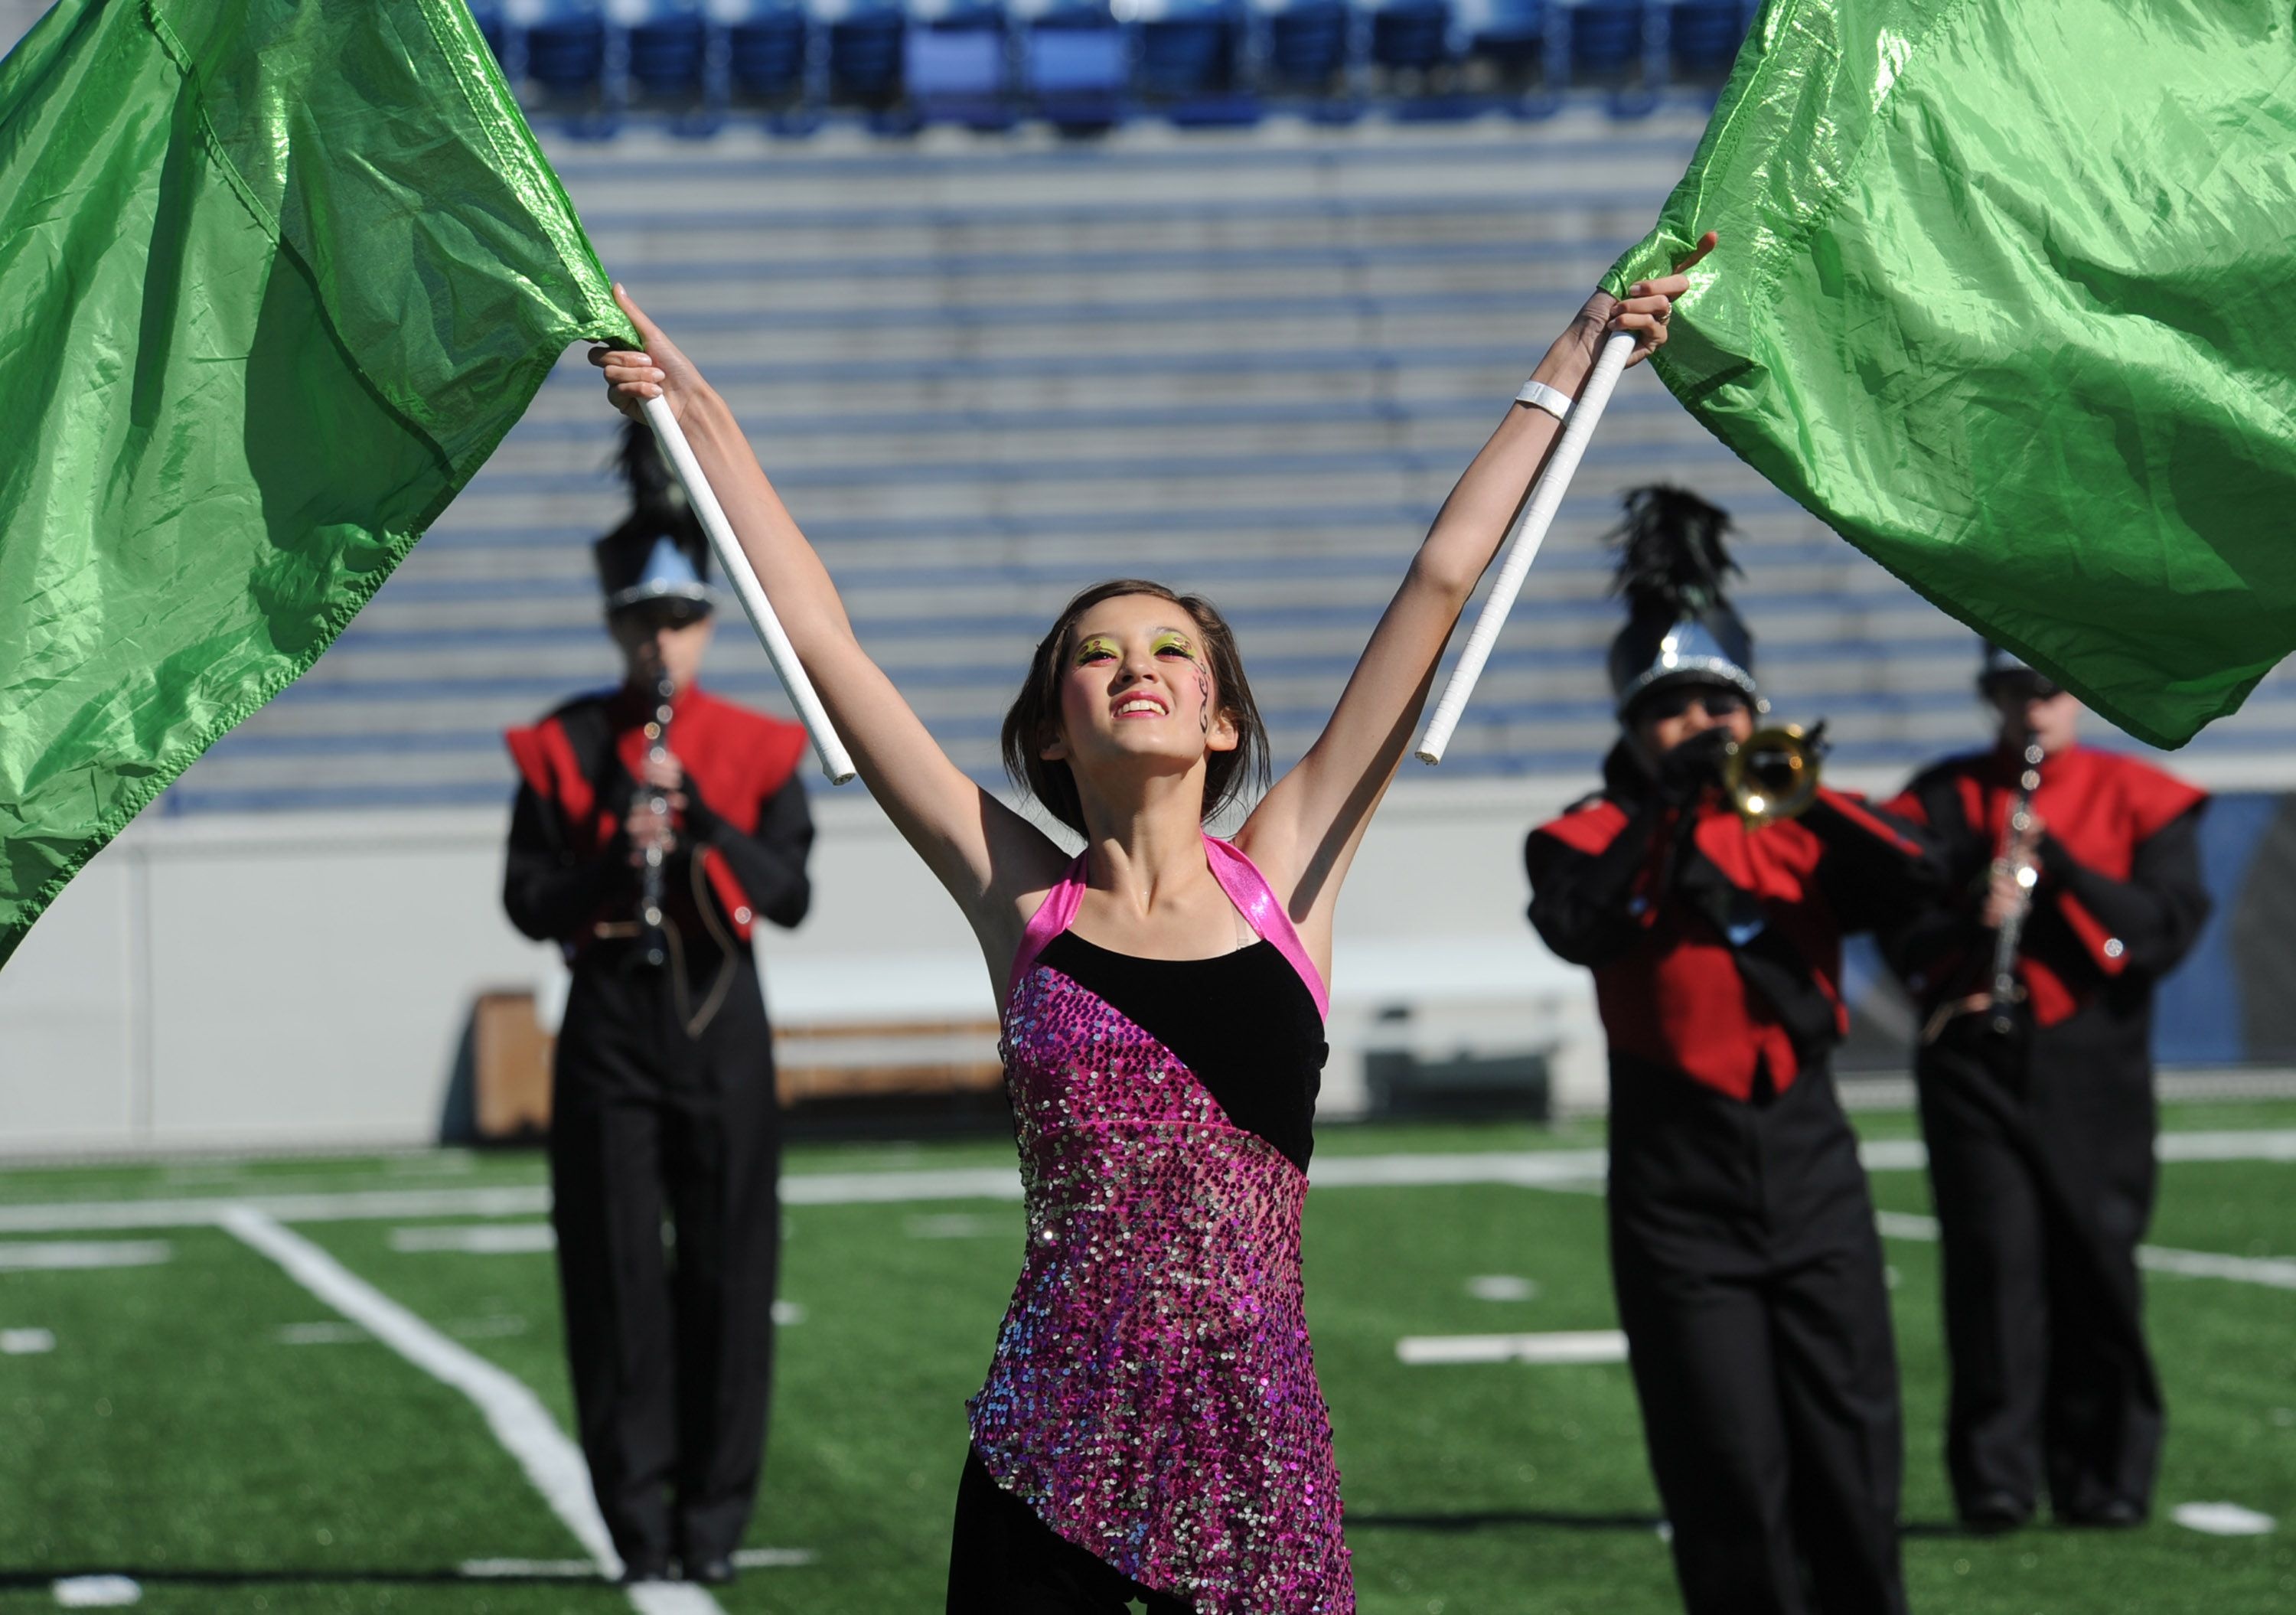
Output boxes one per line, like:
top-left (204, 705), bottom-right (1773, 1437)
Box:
top-left (1880, 648), bottom-right (2210, 1532)
top-left (1524, 487), bottom-right (1941, 1615)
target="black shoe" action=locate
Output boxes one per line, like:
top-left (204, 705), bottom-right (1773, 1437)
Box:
top-left (2063, 1498), bottom-right (2146, 1529)
top-left (1960, 1492), bottom-right (2033, 1534)
top-left (617, 1558), bottom-right (673, 1586)
top-left (683, 1554), bottom-right (737, 1587)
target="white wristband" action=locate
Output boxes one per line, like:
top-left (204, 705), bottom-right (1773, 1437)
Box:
top-left (1515, 378), bottom-right (1575, 422)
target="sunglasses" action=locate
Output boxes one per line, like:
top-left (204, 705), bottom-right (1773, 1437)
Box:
top-left (1981, 674), bottom-right (2063, 704)
top-left (1636, 686), bottom-right (1750, 723)
top-left (615, 601), bottom-right (712, 635)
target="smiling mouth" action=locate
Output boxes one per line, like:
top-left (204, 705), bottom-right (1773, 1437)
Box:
top-left (1114, 697), bottom-right (1168, 719)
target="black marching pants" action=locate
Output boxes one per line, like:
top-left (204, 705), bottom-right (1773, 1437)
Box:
top-left (1608, 1058), bottom-right (1908, 1615)
top-left (1916, 1014), bottom-right (2161, 1519)
top-left (946, 1447), bottom-right (1192, 1614)
top-left (550, 939), bottom-right (783, 1568)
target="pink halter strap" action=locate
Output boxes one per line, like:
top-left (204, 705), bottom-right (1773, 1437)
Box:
top-left (1006, 835), bottom-right (1330, 1020)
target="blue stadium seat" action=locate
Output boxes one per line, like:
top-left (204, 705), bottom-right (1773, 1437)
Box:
top-left (626, 2), bottom-right (709, 99)
top-left (1136, 0), bottom-right (1257, 124)
top-left (1668, 0), bottom-right (1746, 79)
top-left (1259, 0), bottom-right (1352, 96)
top-left (827, 0), bottom-right (908, 106)
top-left (906, 2), bottom-right (1016, 129)
top-left (1369, 0), bottom-right (1454, 72)
top-left (525, 1), bottom-right (608, 96)
top-left (1022, 3), bottom-right (1128, 131)
top-left (1564, 0), bottom-right (1642, 82)
top-left (1461, 0), bottom-right (1544, 77)
top-left (729, 4), bottom-right (810, 103)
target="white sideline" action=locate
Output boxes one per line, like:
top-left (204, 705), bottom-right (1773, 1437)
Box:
top-left (1874, 1210), bottom-right (2296, 1292)
top-left (4, 1130), bottom-right (2294, 1235)
top-left (217, 1207), bottom-right (725, 1615)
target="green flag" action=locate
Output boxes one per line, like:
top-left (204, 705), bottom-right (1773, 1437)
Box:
top-left (1606, 0), bottom-right (2296, 749)
top-left (0, 0), bottom-right (632, 963)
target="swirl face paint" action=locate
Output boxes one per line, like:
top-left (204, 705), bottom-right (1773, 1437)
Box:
top-left (1151, 630), bottom-right (1214, 734)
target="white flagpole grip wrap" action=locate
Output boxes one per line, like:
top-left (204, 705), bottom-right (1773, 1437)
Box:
top-left (641, 395), bottom-right (857, 785)
top-left (1415, 328), bottom-right (1636, 767)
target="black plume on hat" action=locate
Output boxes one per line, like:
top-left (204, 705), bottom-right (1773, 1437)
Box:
top-left (1611, 485), bottom-right (1738, 617)
top-left (1605, 485), bottom-right (1758, 713)
top-left (593, 419), bottom-right (711, 612)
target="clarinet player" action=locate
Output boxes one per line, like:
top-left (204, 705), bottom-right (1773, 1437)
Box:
top-left (503, 422), bottom-right (815, 1585)
top-left (1881, 645), bottom-right (2210, 1533)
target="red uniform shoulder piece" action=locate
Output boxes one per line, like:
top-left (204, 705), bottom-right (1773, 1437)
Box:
top-left (1886, 746), bottom-right (2205, 1025)
top-left (1531, 794), bottom-right (1844, 1103)
top-left (505, 686), bottom-right (807, 941)
top-left (1534, 796), bottom-right (1631, 856)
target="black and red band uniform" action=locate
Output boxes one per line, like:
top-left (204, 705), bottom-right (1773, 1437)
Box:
top-left (504, 682), bottom-right (812, 1574)
top-left (1881, 742), bottom-right (2208, 1523)
top-left (1528, 742), bottom-right (1937, 1615)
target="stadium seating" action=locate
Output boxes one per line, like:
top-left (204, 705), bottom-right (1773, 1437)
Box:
top-left (468, 0), bottom-right (1759, 130)
top-left (141, 44), bottom-right (2294, 816)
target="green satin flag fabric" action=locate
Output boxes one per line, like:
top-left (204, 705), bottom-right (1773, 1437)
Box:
top-left (0, 0), bottom-right (632, 963)
top-left (1606, 0), bottom-right (2296, 749)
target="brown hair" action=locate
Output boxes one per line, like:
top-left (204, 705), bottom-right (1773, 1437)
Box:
top-left (1000, 579), bottom-right (1269, 837)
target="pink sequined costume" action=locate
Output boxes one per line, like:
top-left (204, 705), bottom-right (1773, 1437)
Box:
top-left (966, 835), bottom-right (1355, 1613)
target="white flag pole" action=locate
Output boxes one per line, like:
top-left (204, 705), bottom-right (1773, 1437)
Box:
top-left (641, 395), bottom-right (857, 785)
top-left (1415, 329), bottom-right (1636, 767)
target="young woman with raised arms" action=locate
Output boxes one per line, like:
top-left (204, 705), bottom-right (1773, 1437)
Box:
top-left (591, 239), bottom-right (1707, 1615)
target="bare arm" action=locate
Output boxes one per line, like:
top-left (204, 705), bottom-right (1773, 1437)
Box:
top-left (592, 288), bottom-right (1070, 974)
top-left (1238, 240), bottom-right (1714, 951)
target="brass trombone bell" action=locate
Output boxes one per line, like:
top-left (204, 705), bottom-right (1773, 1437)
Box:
top-left (1724, 723), bottom-right (1824, 827)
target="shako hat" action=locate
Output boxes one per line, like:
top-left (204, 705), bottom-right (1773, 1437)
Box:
top-left (1606, 485), bottom-right (1757, 716)
top-left (1976, 640), bottom-right (2061, 698)
top-left (593, 420), bottom-right (713, 615)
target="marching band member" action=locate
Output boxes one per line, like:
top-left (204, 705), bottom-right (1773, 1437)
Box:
top-left (1525, 488), bottom-right (1936, 1615)
top-left (1882, 648), bottom-right (2210, 1531)
top-left (502, 423), bottom-right (814, 1585)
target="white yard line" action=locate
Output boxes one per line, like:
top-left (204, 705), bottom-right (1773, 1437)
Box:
top-left (4, 1130), bottom-right (2294, 1235)
top-left (0, 1239), bottom-right (171, 1271)
top-left (1874, 1210), bottom-right (2296, 1292)
top-left (389, 1223), bottom-right (556, 1254)
top-left (1397, 1330), bottom-right (1629, 1365)
top-left (218, 1206), bottom-right (725, 1615)
top-left (0, 1186), bottom-right (550, 1235)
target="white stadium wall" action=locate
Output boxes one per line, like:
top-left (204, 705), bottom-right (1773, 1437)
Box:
top-left (0, 776), bottom-right (1614, 1157)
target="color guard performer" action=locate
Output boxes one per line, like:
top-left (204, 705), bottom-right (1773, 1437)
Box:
top-left (502, 424), bottom-right (814, 1585)
top-left (1525, 489), bottom-right (1936, 1615)
top-left (1882, 648), bottom-right (2209, 1531)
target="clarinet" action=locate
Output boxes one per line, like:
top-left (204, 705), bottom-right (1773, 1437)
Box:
top-left (1985, 731), bottom-right (2045, 1035)
top-left (637, 671), bottom-right (677, 969)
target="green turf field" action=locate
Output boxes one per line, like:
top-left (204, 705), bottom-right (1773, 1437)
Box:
top-left (2, 1104), bottom-right (2291, 1613)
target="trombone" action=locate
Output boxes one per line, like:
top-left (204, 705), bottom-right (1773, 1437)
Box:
top-left (1722, 722), bottom-right (1827, 827)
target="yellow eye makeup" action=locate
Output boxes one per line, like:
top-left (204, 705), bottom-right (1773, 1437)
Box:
top-left (1150, 631), bottom-right (1200, 662)
top-left (1073, 635), bottom-right (1120, 665)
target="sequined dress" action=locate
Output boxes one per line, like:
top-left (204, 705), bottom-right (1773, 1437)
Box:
top-left (966, 835), bottom-right (1354, 1613)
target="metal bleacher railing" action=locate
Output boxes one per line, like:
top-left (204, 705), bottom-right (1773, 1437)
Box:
top-left (469, 0), bottom-right (1760, 137)
top-left (88, 8), bottom-right (2296, 817)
